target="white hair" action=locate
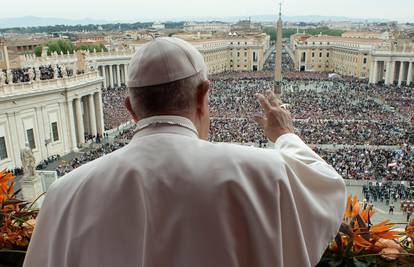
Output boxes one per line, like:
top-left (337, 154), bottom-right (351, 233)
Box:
top-left (128, 67), bottom-right (208, 117)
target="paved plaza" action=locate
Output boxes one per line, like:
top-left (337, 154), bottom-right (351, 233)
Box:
top-left (346, 185), bottom-right (411, 225)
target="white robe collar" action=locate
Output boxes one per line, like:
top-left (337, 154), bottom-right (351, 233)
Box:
top-left (133, 115), bottom-right (199, 139)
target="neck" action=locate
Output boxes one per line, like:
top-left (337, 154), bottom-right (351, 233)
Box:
top-left (141, 112), bottom-right (201, 133)
top-left (141, 111), bottom-right (193, 120)
top-left (137, 114), bottom-right (199, 135)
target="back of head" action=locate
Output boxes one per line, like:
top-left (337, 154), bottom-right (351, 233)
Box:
top-left (127, 37), bottom-right (208, 118)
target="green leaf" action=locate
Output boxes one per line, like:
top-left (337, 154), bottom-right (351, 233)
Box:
top-left (335, 233), bottom-right (343, 257)
top-left (353, 258), bottom-right (367, 267)
top-left (344, 238), bottom-right (354, 258)
top-left (328, 258), bottom-right (345, 267)
top-left (339, 223), bottom-right (353, 237)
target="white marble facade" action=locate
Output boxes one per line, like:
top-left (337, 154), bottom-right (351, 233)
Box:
top-left (0, 72), bottom-right (104, 170)
top-left (369, 59), bottom-right (414, 86)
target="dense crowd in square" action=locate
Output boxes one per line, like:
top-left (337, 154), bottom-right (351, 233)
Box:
top-left (42, 50), bottom-right (414, 183)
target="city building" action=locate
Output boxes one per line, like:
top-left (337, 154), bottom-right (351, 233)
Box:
top-left (0, 71), bottom-right (104, 170)
top-left (288, 31), bottom-right (414, 85)
top-left (183, 22), bottom-right (231, 33)
top-left (178, 33), bottom-right (270, 73)
top-left (18, 32), bottom-right (270, 85)
top-left (369, 39), bottom-right (414, 86)
top-left (1, 36), bottom-right (48, 68)
top-left (231, 19), bottom-right (263, 33)
top-left (341, 31), bottom-right (388, 39)
top-left (151, 22), bottom-right (165, 30)
top-left (0, 32), bottom-right (270, 169)
top-left (0, 39), bottom-right (9, 70)
top-left (74, 32), bottom-right (106, 47)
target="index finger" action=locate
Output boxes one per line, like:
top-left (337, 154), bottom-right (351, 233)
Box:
top-left (265, 90), bottom-right (282, 107)
top-left (256, 93), bottom-right (272, 114)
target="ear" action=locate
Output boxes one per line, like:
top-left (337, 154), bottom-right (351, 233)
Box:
top-left (196, 80), bottom-right (209, 116)
top-left (125, 96), bottom-right (140, 122)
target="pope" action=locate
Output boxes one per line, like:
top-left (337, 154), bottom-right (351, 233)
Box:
top-left (24, 37), bottom-right (346, 267)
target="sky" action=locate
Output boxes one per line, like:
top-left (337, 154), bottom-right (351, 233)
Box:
top-left (0, 0), bottom-right (413, 22)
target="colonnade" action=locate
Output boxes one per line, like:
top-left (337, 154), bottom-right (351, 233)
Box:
top-left (98, 64), bottom-right (129, 88)
top-left (68, 91), bottom-right (105, 148)
top-left (369, 60), bottom-right (414, 86)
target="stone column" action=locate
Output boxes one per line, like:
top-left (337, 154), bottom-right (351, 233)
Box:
top-left (58, 102), bottom-right (69, 154)
top-left (372, 60), bottom-right (379, 84)
top-left (67, 100), bottom-right (78, 150)
top-left (35, 107), bottom-right (47, 158)
top-left (389, 61), bottom-right (396, 85)
top-left (74, 98), bottom-right (85, 146)
top-left (3, 45), bottom-right (10, 70)
top-left (407, 62), bottom-right (413, 86)
top-left (82, 98), bottom-right (90, 135)
top-left (398, 61), bottom-right (405, 87)
top-left (385, 60), bottom-right (392, 85)
top-left (5, 113), bottom-right (18, 165)
top-left (108, 65), bottom-right (114, 88)
top-left (116, 64), bottom-right (121, 87)
top-left (101, 66), bottom-right (107, 88)
top-left (94, 91), bottom-right (105, 135)
top-left (378, 61), bottom-right (384, 82)
top-left (368, 61), bottom-right (374, 84)
top-left (88, 94), bottom-right (97, 136)
top-left (125, 64), bottom-right (129, 83)
top-left (120, 64), bottom-right (125, 84)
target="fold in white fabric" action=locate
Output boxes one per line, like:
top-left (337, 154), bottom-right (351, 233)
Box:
top-left (24, 116), bottom-right (346, 267)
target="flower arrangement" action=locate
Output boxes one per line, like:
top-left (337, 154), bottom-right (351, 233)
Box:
top-left (0, 170), bottom-right (39, 267)
top-left (317, 195), bottom-right (414, 267)
top-left (1, 170), bottom-right (413, 266)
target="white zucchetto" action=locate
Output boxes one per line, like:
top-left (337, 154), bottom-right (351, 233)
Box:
top-left (127, 37), bottom-right (207, 87)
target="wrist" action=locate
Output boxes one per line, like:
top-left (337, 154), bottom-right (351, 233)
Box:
top-left (269, 129), bottom-right (294, 143)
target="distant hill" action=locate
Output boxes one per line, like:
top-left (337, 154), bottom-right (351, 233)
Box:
top-left (172, 15), bottom-right (390, 23)
top-left (0, 16), bottom-right (116, 29)
top-left (0, 15), bottom-right (391, 29)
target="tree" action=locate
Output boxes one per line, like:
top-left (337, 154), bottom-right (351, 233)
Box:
top-left (34, 39), bottom-right (76, 56)
top-left (34, 46), bottom-right (42, 57)
top-left (264, 26), bottom-right (345, 41)
top-left (33, 40), bottom-right (107, 57)
top-left (263, 27), bottom-right (298, 41)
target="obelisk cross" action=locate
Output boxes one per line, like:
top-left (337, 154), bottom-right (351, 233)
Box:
top-left (274, 2), bottom-right (283, 95)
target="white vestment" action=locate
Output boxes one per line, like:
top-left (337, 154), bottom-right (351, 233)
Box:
top-left (24, 116), bottom-right (346, 267)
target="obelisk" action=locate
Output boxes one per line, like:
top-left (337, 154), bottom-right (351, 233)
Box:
top-left (274, 3), bottom-right (283, 95)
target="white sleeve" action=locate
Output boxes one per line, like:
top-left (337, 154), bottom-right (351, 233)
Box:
top-left (274, 133), bottom-right (347, 266)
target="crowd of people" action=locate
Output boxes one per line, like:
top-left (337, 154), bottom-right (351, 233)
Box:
top-left (1, 64), bottom-right (75, 84)
top-left (55, 142), bottom-right (125, 177)
top-left (209, 118), bottom-right (267, 146)
top-left (36, 155), bottom-right (61, 170)
top-left (115, 127), bottom-right (136, 141)
top-left (36, 47), bottom-right (410, 183)
top-left (315, 145), bottom-right (414, 181)
top-left (102, 85), bottom-right (131, 130)
top-left (296, 120), bottom-right (409, 145)
top-left (361, 181), bottom-right (414, 221)
top-left (362, 181), bottom-right (413, 204)
top-left (263, 48), bottom-right (295, 73)
top-left (208, 77), bottom-right (406, 121)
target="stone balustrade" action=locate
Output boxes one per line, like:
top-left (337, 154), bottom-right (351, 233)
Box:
top-left (12, 36), bottom-right (270, 89)
top-left (19, 49), bottom-right (137, 68)
top-left (0, 71), bottom-right (102, 97)
top-left (87, 49), bottom-right (136, 59)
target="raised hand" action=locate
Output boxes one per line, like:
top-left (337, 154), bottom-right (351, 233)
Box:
top-left (254, 90), bottom-right (294, 142)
